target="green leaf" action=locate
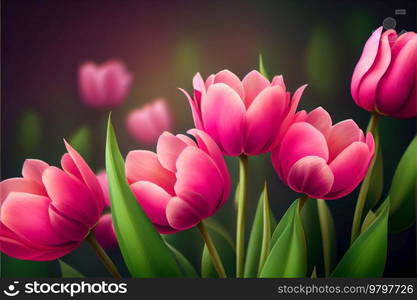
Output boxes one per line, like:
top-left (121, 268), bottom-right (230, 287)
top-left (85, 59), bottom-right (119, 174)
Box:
top-left (311, 267), bottom-right (317, 278)
top-left (260, 199), bottom-right (307, 278)
top-left (361, 210), bottom-right (377, 234)
top-left (16, 109), bottom-right (42, 156)
top-left (258, 183), bottom-right (271, 275)
top-left (105, 115), bottom-right (182, 277)
top-left (331, 200), bottom-right (389, 277)
top-left (364, 127), bottom-right (383, 214)
top-left (388, 135), bottom-right (416, 233)
top-left (1, 254), bottom-right (60, 278)
top-left (166, 243), bottom-right (198, 278)
top-left (59, 260), bottom-right (84, 278)
top-left (317, 199), bottom-right (336, 277)
top-left (201, 220), bottom-right (235, 278)
top-left (68, 125), bottom-right (92, 163)
top-left (270, 200), bottom-right (298, 247)
top-left (244, 184), bottom-right (275, 277)
top-left (259, 54), bottom-right (269, 79)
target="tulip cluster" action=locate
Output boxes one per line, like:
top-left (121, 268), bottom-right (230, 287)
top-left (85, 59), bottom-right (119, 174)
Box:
top-left (1, 26), bottom-right (415, 279)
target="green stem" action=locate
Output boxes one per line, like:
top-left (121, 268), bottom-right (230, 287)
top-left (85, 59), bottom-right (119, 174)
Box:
top-left (197, 222), bottom-right (226, 278)
top-left (86, 231), bottom-right (122, 279)
top-left (236, 154), bottom-right (249, 278)
top-left (350, 112), bottom-right (380, 244)
top-left (298, 194), bottom-right (310, 211)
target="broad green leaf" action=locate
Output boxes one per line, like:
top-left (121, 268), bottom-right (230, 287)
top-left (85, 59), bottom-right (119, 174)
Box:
top-left (258, 183), bottom-right (271, 275)
top-left (105, 116), bottom-right (182, 277)
top-left (16, 109), bottom-right (41, 156)
top-left (244, 185), bottom-right (276, 277)
top-left (331, 200), bottom-right (389, 277)
top-left (1, 254), bottom-right (60, 278)
top-left (270, 200), bottom-right (298, 247)
top-left (59, 260), bottom-right (84, 278)
top-left (68, 125), bottom-right (92, 163)
top-left (259, 54), bottom-right (269, 79)
top-left (260, 199), bottom-right (307, 278)
top-left (201, 220), bottom-right (235, 278)
top-left (166, 243), bottom-right (198, 278)
top-left (363, 127), bottom-right (383, 214)
top-left (361, 210), bottom-right (377, 234)
top-left (317, 199), bottom-right (336, 277)
top-left (388, 135), bottom-right (416, 232)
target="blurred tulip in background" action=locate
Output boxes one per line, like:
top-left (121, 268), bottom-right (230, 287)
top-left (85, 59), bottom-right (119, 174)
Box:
top-left (126, 99), bottom-right (173, 145)
top-left (78, 60), bottom-right (133, 109)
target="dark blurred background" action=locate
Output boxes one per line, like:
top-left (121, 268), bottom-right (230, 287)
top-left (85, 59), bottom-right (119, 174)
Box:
top-left (1, 0), bottom-right (416, 277)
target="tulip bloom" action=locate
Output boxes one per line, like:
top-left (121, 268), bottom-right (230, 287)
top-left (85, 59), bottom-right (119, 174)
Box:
top-left (0, 142), bottom-right (105, 261)
top-left (78, 60), bottom-right (132, 109)
top-left (125, 129), bottom-right (231, 233)
top-left (126, 99), bottom-right (173, 145)
top-left (181, 70), bottom-right (307, 156)
top-left (351, 27), bottom-right (417, 118)
top-left (271, 107), bottom-right (375, 199)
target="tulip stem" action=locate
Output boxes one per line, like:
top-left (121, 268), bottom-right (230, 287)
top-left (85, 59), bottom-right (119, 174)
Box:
top-left (197, 222), bottom-right (227, 278)
top-left (86, 231), bottom-right (122, 279)
top-left (236, 154), bottom-right (249, 278)
top-left (298, 194), bottom-right (310, 211)
top-left (350, 112), bottom-right (380, 244)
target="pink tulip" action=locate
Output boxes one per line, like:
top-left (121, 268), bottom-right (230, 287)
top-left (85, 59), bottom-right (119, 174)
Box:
top-left (94, 213), bottom-right (118, 250)
top-left (351, 27), bottom-right (417, 118)
top-left (126, 99), bottom-right (173, 145)
top-left (94, 171), bottom-right (118, 250)
top-left (125, 129), bottom-right (231, 233)
top-left (0, 141), bottom-right (105, 261)
top-left (271, 107), bottom-right (375, 200)
top-left (78, 60), bottom-right (132, 109)
top-left (181, 70), bottom-right (307, 156)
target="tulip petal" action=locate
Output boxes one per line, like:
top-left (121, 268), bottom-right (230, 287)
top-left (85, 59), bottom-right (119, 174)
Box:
top-left (305, 107), bottom-right (333, 137)
top-left (213, 70), bottom-right (245, 100)
top-left (201, 83), bottom-right (246, 155)
top-left (0, 178), bottom-right (45, 204)
top-left (188, 128), bottom-right (231, 204)
top-left (101, 61), bottom-right (132, 106)
top-left (276, 122), bottom-right (329, 181)
top-left (79, 62), bottom-right (101, 107)
top-left (287, 156), bottom-right (334, 198)
top-left (126, 107), bottom-right (160, 145)
top-left (357, 29), bottom-right (397, 111)
top-left (245, 85), bottom-right (288, 154)
top-left (392, 85), bottom-right (417, 118)
top-left (48, 206), bottom-right (89, 242)
top-left (61, 153), bottom-right (82, 180)
top-left (166, 196), bottom-right (202, 231)
top-left (271, 75), bottom-right (286, 90)
top-left (327, 119), bottom-right (364, 162)
top-left (377, 35), bottom-right (417, 114)
top-left (42, 166), bottom-right (100, 227)
top-left (0, 225), bottom-right (77, 261)
top-left (1, 192), bottom-right (65, 246)
top-left (94, 213), bottom-right (118, 250)
top-left (351, 27), bottom-right (383, 102)
top-left (327, 142), bottom-right (372, 199)
top-left (156, 132), bottom-right (190, 173)
top-left (125, 150), bottom-right (176, 195)
top-left (130, 181), bottom-right (171, 226)
top-left (96, 170), bottom-right (110, 206)
top-left (179, 87), bottom-right (204, 130)
top-left (22, 159), bottom-right (49, 184)
top-left (242, 70), bottom-right (270, 107)
top-left (64, 140), bottom-right (105, 211)
top-left (175, 147), bottom-right (224, 215)
top-left (149, 99), bottom-right (172, 133)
